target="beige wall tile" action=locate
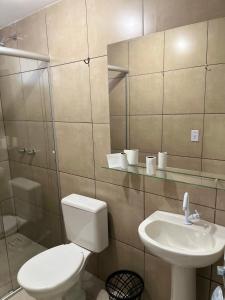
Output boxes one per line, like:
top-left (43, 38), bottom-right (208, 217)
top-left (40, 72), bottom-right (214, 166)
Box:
top-left (9, 161), bottom-right (32, 179)
top-left (46, 0), bottom-right (88, 65)
top-left (167, 155), bottom-right (202, 171)
top-left (202, 159), bottom-right (225, 176)
top-left (93, 124), bottom-right (111, 169)
top-left (144, 253), bottom-right (171, 300)
top-left (16, 11), bottom-right (48, 72)
top-left (110, 116), bottom-right (127, 150)
top-left (164, 67), bottom-right (205, 114)
top-left (98, 239), bottom-right (144, 281)
top-left (109, 77), bottom-right (126, 116)
top-left (197, 265), bottom-right (211, 280)
top-left (145, 177), bottom-right (217, 208)
top-left (208, 17), bottom-right (225, 64)
top-left (216, 189), bottom-right (225, 211)
top-left (155, 0), bottom-right (213, 32)
top-left (86, 0), bottom-right (143, 57)
top-left (143, 0), bottom-right (157, 35)
top-left (96, 181), bottom-right (144, 249)
top-left (0, 161), bottom-right (12, 202)
top-left (0, 104), bottom-right (2, 121)
top-left (129, 115), bottom-right (162, 153)
top-left (129, 32), bottom-right (164, 75)
top-left (90, 56), bottom-right (110, 123)
top-left (0, 74), bottom-right (26, 121)
top-left (203, 114), bottom-right (225, 160)
top-left (60, 172), bottom-right (95, 198)
top-left (196, 277), bottom-right (210, 300)
top-left (162, 114), bottom-right (203, 157)
top-left (39, 212), bottom-right (62, 248)
top-left (107, 41), bottom-right (129, 69)
top-left (45, 122), bottom-right (57, 170)
top-left (129, 73), bottom-right (163, 115)
top-left (145, 192), bottom-right (215, 222)
top-left (5, 121), bottom-right (29, 164)
top-left (96, 167), bottom-right (144, 191)
top-left (145, 192), bottom-right (182, 217)
top-left (55, 122), bottom-right (94, 178)
top-left (0, 25), bottom-right (20, 76)
top-left (31, 167), bottom-right (60, 215)
top-left (145, 0), bottom-right (225, 34)
top-left (164, 22), bottom-right (207, 70)
top-left (51, 62), bottom-right (92, 122)
top-left (205, 64), bottom-right (225, 113)
top-left (0, 122), bottom-right (8, 162)
top-left (215, 209), bottom-right (225, 226)
top-left (22, 69), bottom-right (50, 121)
top-left (27, 122), bottom-right (48, 168)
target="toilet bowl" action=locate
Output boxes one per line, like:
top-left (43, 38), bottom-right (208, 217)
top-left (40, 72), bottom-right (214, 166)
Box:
top-left (17, 194), bottom-right (109, 300)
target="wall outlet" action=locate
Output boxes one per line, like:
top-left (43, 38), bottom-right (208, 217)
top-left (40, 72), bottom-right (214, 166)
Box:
top-left (191, 130), bottom-right (199, 142)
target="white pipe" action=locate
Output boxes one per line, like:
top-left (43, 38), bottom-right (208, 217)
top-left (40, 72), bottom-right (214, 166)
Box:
top-left (108, 64), bottom-right (129, 73)
top-left (0, 46), bottom-right (50, 62)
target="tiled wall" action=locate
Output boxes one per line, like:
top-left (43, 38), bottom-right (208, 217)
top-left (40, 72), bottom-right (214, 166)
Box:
top-left (1, 0), bottom-right (225, 299)
top-left (109, 18), bottom-right (225, 173)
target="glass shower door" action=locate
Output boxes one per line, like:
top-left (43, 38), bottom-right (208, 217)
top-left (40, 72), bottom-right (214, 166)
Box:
top-left (0, 54), bottom-right (61, 293)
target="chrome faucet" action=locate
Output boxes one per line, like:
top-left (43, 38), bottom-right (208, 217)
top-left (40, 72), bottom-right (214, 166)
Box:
top-left (183, 192), bottom-right (200, 225)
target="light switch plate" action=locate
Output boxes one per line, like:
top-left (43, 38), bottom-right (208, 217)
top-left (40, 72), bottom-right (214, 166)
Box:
top-left (191, 130), bottom-right (199, 142)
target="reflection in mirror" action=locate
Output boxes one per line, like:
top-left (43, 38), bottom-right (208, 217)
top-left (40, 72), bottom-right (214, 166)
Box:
top-left (107, 17), bottom-right (225, 181)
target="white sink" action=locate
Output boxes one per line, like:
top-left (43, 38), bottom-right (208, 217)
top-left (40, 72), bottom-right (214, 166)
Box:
top-left (138, 211), bottom-right (225, 300)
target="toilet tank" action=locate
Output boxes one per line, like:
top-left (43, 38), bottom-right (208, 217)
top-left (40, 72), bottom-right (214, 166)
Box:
top-left (61, 194), bottom-right (108, 253)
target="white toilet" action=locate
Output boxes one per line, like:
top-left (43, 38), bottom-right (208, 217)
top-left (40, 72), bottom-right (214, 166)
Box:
top-left (17, 194), bottom-right (109, 300)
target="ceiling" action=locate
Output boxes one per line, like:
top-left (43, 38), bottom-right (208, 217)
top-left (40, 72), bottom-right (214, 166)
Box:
top-left (0, 0), bottom-right (59, 29)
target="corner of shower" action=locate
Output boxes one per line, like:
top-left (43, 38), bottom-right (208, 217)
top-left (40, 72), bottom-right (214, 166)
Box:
top-left (0, 44), bottom-right (62, 299)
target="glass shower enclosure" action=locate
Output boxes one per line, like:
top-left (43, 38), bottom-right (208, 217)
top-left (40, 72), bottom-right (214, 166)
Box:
top-left (0, 43), bottom-right (61, 297)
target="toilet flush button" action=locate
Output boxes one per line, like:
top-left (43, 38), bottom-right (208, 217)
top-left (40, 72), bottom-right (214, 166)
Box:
top-left (191, 130), bottom-right (199, 142)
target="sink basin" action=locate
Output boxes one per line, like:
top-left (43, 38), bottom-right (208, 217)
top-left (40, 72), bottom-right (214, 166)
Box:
top-left (139, 211), bottom-right (225, 268)
top-left (138, 211), bottom-right (225, 300)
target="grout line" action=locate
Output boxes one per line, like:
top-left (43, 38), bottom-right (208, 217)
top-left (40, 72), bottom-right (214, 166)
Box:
top-left (85, 40), bottom-right (97, 198)
top-left (1, 59), bottom-right (224, 79)
top-left (111, 112), bottom-right (225, 116)
top-left (161, 31), bottom-right (166, 152)
top-left (201, 20), bottom-right (209, 172)
top-left (142, 0), bottom-right (145, 36)
top-left (84, 0), bottom-right (90, 59)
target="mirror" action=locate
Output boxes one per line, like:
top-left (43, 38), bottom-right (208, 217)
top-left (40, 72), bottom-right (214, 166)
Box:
top-left (107, 17), bottom-right (225, 180)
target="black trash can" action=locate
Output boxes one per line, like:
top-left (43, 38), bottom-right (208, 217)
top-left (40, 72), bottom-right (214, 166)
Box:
top-left (105, 270), bottom-right (144, 300)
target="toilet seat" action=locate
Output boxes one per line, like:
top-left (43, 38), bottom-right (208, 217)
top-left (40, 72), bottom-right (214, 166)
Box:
top-left (17, 244), bottom-right (84, 295)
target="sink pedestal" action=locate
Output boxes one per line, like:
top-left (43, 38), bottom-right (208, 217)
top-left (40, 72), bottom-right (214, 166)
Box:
top-left (171, 265), bottom-right (196, 300)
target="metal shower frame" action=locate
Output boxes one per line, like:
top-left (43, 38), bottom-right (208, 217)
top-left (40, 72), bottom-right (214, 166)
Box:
top-left (0, 46), bottom-right (50, 62)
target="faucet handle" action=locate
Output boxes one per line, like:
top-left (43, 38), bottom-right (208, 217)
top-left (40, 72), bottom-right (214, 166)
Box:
top-left (194, 210), bottom-right (200, 219)
top-left (189, 210), bottom-right (200, 221)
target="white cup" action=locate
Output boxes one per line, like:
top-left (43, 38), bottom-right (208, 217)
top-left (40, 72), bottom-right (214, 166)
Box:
top-left (124, 149), bottom-right (139, 165)
top-left (146, 156), bottom-right (157, 175)
top-left (158, 152), bottom-right (167, 170)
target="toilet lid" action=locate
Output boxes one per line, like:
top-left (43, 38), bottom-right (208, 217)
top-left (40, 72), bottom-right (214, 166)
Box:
top-left (17, 244), bottom-right (84, 292)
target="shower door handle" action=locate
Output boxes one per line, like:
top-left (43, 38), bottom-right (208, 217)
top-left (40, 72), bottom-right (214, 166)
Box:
top-left (26, 149), bottom-right (36, 155)
top-left (17, 148), bottom-right (26, 153)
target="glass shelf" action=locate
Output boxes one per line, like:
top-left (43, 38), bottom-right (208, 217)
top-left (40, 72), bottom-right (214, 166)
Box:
top-left (103, 165), bottom-right (225, 190)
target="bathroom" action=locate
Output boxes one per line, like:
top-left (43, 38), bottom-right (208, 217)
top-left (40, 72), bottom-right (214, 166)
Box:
top-left (0, 0), bottom-right (225, 299)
